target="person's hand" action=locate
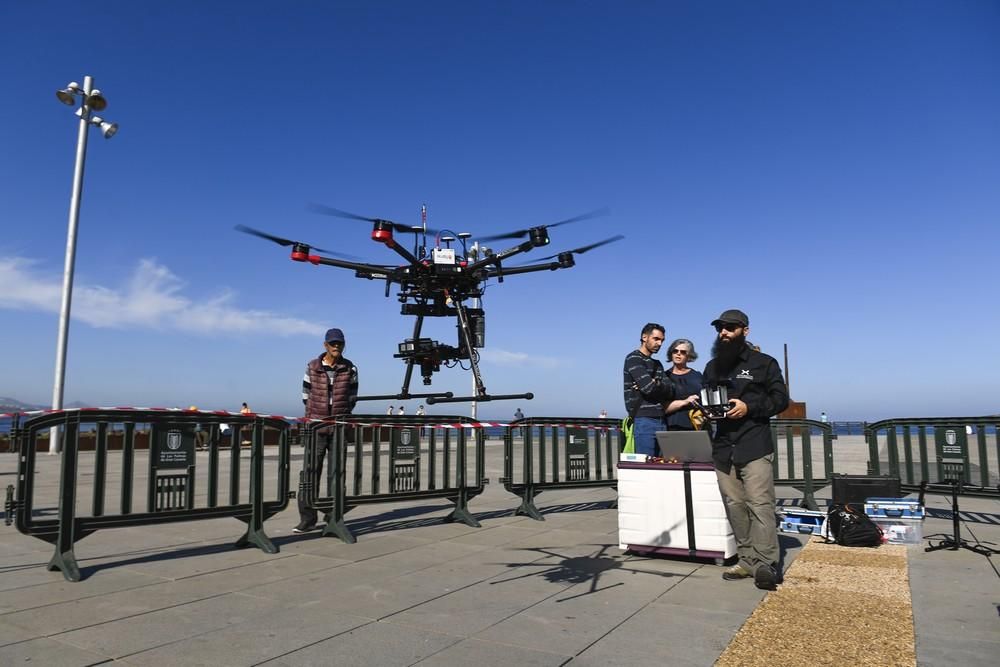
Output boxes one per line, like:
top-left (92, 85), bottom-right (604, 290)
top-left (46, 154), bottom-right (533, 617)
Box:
top-left (686, 394), bottom-right (699, 406)
top-left (726, 398), bottom-right (748, 419)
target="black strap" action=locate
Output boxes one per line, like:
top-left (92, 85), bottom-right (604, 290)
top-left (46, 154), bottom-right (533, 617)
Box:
top-left (683, 463), bottom-right (697, 556)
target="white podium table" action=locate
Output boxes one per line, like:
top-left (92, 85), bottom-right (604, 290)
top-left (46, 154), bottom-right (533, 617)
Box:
top-left (617, 461), bottom-right (736, 564)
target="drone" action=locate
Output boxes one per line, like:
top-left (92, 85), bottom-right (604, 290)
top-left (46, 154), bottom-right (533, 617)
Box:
top-left (236, 204), bottom-right (623, 406)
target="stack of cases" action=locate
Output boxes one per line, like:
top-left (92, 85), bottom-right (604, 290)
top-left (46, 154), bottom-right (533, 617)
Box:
top-left (864, 498), bottom-right (925, 544)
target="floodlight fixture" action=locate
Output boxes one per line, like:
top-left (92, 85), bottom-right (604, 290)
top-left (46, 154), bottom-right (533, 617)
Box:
top-left (89, 115), bottom-right (118, 139)
top-left (86, 88), bottom-right (107, 111)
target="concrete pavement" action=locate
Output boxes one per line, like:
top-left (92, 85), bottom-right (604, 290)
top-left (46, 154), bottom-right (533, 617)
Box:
top-left (0, 441), bottom-right (997, 666)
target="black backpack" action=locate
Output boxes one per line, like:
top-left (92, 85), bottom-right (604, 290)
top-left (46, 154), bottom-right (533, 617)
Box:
top-left (825, 504), bottom-right (884, 547)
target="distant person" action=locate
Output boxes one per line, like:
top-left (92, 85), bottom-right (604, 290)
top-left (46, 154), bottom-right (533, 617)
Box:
top-left (416, 405), bottom-right (426, 416)
top-left (819, 411), bottom-right (828, 424)
top-left (295, 327), bottom-right (358, 533)
top-left (664, 338), bottom-right (703, 431)
top-left (623, 322), bottom-right (680, 456)
top-left (397, 405), bottom-right (405, 416)
top-left (514, 408), bottom-right (524, 421)
top-left (703, 309), bottom-right (788, 591)
top-left (189, 405), bottom-right (208, 450)
top-left (599, 409), bottom-right (608, 419)
top-left (239, 402), bottom-right (252, 444)
top-left (386, 405), bottom-right (394, 415)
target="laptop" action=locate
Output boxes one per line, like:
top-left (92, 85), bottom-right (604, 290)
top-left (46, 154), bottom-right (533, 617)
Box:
top-left (654, 430), bottom-right (713, 463)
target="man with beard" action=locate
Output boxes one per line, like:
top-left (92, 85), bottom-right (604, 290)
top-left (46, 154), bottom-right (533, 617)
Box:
top-left (623, 322), bottom-right (681, 456)
top-left (702, 309), bottom-right (789, 590)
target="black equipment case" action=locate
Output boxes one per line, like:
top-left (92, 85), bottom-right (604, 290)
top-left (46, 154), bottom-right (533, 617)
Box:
top-left (832, 474), bottom-right (901, 506)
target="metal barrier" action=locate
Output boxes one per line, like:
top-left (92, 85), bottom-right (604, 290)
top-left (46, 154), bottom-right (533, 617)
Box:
top-left (3, 408), bottom-right (293, 581)
top-left (501, 417), bottom-right (621, 520)
top-left (769, 419), bottom-right (836, 510)
top-left (299, 414), bottom-right (488, 543)
top-left (865, 417), bottom-right (1000, 496)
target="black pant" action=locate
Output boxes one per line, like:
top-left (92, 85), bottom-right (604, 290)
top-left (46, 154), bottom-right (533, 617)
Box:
top-left (297, 433), bottom-right (332, 525)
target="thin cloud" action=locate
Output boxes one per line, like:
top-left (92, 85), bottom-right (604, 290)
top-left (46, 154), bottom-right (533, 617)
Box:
top-left (479, 347), bottom-right (565, 369)
top-left (0, 256), bottom-right (324, 336)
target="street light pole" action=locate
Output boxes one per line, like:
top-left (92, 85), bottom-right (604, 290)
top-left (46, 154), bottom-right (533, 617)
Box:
top-left (49, 76), bottom-right (117, 454)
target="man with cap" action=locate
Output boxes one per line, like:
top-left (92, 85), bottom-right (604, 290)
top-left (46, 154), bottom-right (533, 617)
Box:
top-left (702, 309), bottom-right (789, 590)
top-left (295, 327), bottom-right (359, 533)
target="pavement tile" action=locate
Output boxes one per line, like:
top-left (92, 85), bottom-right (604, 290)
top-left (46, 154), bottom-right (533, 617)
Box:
top-left (571, 601), bottom-right (746, 667)
top-left (120, 606), bottom-right (371, 666)
top-left (239, 560), bottom-right (398, 608)
top-left (473, 560), bottom-right (680, 656)
top-left (0, 619), bottom-right (40, 648)
top-left (0, 636), bottom-right (111, 666)
top-left (416, 637), bottom-right (571, 666)
top-left (914, 635), bottom-right (1000, 667)
top-left (0, 567), bottom-right (168, 615)
top-left (258, 618), bottom-right (461, 667)
top-left (56, 591), bottom-right (286, 659)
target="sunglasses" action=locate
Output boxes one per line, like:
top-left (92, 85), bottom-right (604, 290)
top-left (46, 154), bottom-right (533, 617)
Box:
top-left (670, 349), bottom-right (689, 355)
top-left (715, 323), bottom-right (741, 333)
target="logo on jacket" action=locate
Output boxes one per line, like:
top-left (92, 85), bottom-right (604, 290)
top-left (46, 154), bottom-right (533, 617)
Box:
top-left (736, 369), bottom-right (753, 380)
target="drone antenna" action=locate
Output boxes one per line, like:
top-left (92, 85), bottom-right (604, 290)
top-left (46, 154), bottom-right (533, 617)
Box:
top-left (421, 203), bottom-right (428, 257)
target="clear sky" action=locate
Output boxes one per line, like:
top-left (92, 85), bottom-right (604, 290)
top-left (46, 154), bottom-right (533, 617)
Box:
top-left (1, 1), bottom-right (998, 421)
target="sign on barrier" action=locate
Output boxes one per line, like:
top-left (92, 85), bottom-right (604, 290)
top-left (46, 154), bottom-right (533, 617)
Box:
top-left (156, 428), bottom-right (194, 468)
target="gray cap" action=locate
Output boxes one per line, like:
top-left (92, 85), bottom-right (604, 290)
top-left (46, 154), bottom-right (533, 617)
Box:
top-left (710, 309), bottom-right (749, 328)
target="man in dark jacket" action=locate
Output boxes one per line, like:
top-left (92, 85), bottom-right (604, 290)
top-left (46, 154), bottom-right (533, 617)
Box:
top-left (702, 309), bottom-right (788, 590)
top-left (623, 322), bottom-right (680, 456)
top-left (294, 327), bottom-right (359, 533)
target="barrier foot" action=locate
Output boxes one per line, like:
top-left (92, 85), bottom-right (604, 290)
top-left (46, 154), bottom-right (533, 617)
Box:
top-left (514, 497), bottom-right (545, 521)
top-left (235, 527), bottom-right (279, 554)
top-left (445, 505), bottom-right (481, 528)
top-left (321, 518), bottom-right (356, 544)
top-left (47, 548), bottom-right (81, 582)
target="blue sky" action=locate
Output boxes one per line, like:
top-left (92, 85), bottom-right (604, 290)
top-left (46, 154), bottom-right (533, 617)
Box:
top-left (1, 1), bottom-right (998, 421)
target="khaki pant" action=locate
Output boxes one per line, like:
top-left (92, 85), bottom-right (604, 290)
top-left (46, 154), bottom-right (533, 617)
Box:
top-left (716, 454), bottom-right (779, 573)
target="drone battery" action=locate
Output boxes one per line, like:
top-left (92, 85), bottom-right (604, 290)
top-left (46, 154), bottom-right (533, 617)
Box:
top-left (831, 474), bottom-right (901, 507)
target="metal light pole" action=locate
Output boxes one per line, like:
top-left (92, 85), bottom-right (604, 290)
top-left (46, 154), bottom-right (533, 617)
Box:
top-left (49, 76), bottom-right (118, 453)
top-left (470, 241), bottom-right (480, 422)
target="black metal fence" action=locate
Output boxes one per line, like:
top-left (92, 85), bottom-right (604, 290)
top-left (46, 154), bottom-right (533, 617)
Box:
top-left (299, 414), bottom-right (487, 543)
top-left (501, 417), bottom-right (622, 520)
top-left (866, 417), bottom-right (1000, 495)
top-left (770, 419), bottom-right (836, 510)
top-left (3, 408), bottom-right (293, 581)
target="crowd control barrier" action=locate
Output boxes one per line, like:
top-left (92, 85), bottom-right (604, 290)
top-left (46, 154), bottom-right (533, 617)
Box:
top-left (769, 419), bottom-right (836, 510)
top-left (298, 414), bottom-right (488, 543)
top-left (865, 417), bottom-right (1000, 496)
top-left (3, 408), bottom-right (294, 581)
top-left (501, 417), bottom-right (622, 520)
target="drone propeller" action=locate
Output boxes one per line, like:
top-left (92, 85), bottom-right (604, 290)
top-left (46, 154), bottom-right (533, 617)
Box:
top-left (534, 234), bottom-right (625, 260)
top-left (477, 207), bottom-right (610, 243)
top-left (308, 203), bottom-right (439, 236)
top-left (234, 225), bottom-right (359, 259)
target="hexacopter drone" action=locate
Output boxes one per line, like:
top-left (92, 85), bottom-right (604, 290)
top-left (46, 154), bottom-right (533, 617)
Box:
top-left (237, 204), bottom-right (622, 406)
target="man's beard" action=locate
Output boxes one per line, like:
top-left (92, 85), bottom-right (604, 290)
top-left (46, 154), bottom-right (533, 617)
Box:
top-left (712, 333), bottom-right (746, 373)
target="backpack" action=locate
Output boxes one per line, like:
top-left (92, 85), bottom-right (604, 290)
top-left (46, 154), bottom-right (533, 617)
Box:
top-left (621, 416), bottom-right (635, 453)
top-left (825, 504), bottom-right (883, 547)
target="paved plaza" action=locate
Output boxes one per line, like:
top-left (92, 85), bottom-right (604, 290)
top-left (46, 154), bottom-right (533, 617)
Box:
top-left (0, 438), bottom-right (998, 666)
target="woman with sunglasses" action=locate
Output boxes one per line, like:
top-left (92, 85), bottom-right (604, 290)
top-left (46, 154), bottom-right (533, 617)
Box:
top-left (665, 339), bottom-right (703, 431)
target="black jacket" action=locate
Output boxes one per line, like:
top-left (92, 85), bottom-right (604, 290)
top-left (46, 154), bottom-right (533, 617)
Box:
top-left (702, 344), bottom-right (789, 471)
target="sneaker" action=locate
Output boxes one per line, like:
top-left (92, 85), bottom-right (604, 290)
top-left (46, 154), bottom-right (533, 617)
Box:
top-left (292, 522), bottom-right (317, 534)
top-left (721, 564), bottom-right (752, 581)
top-left (754, 563), bottom-right (778, 590)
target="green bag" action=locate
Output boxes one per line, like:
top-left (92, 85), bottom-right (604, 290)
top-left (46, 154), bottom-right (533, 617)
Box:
top-left (621, 416), bottom-right (635, 453)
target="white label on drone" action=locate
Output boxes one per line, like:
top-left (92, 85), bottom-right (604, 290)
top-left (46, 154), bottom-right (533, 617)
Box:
top-left (433, 248), bottom-right (456, 265)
